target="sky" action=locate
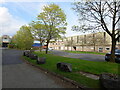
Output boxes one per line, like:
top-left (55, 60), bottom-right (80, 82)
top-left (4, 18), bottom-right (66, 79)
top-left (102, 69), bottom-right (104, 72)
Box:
top-left (0, 0), bottom-right (84, 37)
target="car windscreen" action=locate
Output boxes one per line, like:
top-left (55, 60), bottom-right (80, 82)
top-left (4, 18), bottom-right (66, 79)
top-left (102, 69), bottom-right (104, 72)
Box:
top-left (115, 50), bottom-right (120, 53)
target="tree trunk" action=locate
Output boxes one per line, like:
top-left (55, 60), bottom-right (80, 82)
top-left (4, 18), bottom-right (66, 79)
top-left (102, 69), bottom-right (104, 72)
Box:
top-left (110, 37), bottom-right (116, 62)
top-left (39, 42), bottom-right (42, 52)
top-left (93, 34), bottom-right (95, 51)
top-left (93, 43), bottom-right (95, 52)
top-left (45, 40), bottom-right (50, 54)
top-left (67, 46), bottom-right (68, 50)
top-left (82, 45), bottom-right (84, 51)
top-left (40, 47), bottom-right (42, 52)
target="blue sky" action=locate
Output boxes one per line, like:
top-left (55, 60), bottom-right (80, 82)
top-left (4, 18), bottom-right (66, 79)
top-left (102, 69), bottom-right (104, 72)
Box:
top-left (0, 0), bottom-right (83, 37)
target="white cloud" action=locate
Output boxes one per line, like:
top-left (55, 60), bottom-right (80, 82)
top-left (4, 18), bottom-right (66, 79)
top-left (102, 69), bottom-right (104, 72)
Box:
top-left (0, 2), bottom-right (81, 37)
top-left (0, 2), bottom-right (48, 37)
top-left (3, 0), bottom-right (76, 2)
top-left (0, 0), bottom-right (5, 4)
top-left (0, 7), bottom-right (26, 36)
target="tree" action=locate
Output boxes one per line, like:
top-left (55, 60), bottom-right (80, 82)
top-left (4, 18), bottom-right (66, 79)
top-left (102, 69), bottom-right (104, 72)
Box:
top-left (30, 21), bottom-right (46, 52)
top-left (37, 3), bottom-right (67, 54)
top-left (8, 35), bottom-right (17, 48)
top-left (0, 36), bottom-right (2, 47)
top-left (14, 25), bottom-right (34, 50)
top-left (73, 0), bottom-right (120, 62)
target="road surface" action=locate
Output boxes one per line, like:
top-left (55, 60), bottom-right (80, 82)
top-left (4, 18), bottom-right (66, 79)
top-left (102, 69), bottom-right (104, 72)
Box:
top-left (2, 49), bottom-right (75, 88)
top-left (51, 50), bottom-right (105, 62)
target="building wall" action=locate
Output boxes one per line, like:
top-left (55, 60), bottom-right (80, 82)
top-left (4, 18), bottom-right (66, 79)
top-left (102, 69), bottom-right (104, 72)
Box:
top-left (49, 32), bottom-right (120, 52)
top-left (1, 35), bottom-right (11, 47)
top-left (2, 35), bottom-right (11, 43)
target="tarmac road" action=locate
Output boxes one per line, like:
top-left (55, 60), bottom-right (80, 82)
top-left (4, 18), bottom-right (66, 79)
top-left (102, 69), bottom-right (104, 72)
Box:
top-left (2, 49), bottom-right (75, 88)
top-left (51, 50), bottom-right (105, 62)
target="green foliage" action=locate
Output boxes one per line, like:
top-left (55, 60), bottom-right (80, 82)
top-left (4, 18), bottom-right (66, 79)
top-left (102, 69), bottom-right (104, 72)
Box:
top-left (0, 37), bottom-right (2, 47)
top-left (8, 35), bottom-right (17, 48)
top-left (29, 21), bottom-right (47, 51)
top-left (8, 44), bottom-right (14, 48)
top-left (37, 3), bottom-right (67, 53)
top-left (30, 21), bottom-right (46, 41)
top-left (13, 25), bottom-right (34, 49)
top-left (37, 3), bottom-right (67, 40)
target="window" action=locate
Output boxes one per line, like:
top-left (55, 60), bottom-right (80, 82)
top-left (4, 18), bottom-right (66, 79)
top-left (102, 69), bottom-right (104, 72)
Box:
top-left (106, 47), bottom-right (110, 50)
top-left (115, 50), bottom-right (120, 53)
top-left (98, 48), bottom-right (103, 52)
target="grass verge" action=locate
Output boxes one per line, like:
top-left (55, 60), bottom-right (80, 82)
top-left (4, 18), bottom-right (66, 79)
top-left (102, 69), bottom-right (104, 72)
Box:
top-left (64, 50), bottom-right (106, 55)
top-left (23, 51), bottom-right (119, 88)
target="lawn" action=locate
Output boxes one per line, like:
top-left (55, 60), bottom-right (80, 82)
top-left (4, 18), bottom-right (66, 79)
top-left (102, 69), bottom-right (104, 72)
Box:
top-left (64, 50), bottom-right (106, 55)
top-left (23, 51), bottom-right (119, 88)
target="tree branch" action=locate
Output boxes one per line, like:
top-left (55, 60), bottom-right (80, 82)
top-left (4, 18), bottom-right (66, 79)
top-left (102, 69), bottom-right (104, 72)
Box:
top-left (115, 34), bottom-right (120, 41)
top-left (115, 16), bottom-right (120, 25)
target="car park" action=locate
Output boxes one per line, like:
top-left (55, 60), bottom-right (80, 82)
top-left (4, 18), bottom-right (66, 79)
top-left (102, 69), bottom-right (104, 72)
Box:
top-left (105, 49), bottom-right (120, 63)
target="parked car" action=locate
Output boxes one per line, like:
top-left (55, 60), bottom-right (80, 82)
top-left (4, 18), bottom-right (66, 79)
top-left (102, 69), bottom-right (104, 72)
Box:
top-left (48, 47), bottom-right (54, 50)
top-left (42, 47), bottom-right (54, 51)
top-left (105, 49), bottom-right (120, 63)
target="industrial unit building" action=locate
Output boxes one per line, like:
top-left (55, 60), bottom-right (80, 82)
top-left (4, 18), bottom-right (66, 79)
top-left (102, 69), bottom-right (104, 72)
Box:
top-left (49, 32), bottom-right (120, 53)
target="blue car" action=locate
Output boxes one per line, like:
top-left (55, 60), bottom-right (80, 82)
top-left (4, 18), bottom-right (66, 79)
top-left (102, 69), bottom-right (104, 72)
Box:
top-left (105, 49), bottom-right (120, 63)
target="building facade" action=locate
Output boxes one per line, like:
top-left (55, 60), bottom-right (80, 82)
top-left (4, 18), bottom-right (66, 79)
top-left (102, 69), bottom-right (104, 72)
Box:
top-left (49, 32), bottom-right (120, 52)
top-left (0, 35), bottom-right (11, 47)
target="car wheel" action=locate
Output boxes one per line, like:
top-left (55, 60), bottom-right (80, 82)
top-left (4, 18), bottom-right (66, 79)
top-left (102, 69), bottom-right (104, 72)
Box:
top-left (105, 59), bottom-right (109, 62)
top-left (115, 59), bottom-right (120, 63)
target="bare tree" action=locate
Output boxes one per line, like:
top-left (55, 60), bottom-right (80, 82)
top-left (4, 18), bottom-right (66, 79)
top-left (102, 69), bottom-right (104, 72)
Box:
top-left (73, 0), bottom-right (120, 62)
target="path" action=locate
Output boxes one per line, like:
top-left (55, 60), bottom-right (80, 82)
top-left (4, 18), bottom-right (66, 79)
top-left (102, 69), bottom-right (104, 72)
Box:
top-left (2, 49), bottom-right (75, 88)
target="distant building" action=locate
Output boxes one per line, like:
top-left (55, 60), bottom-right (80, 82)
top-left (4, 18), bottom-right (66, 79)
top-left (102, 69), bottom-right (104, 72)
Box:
top-left (1, 35), bottom-right (11, 47)
top-left (32, 41), bottom-right (41, 47)
top-left (49, 32), bottom-right (120, 53)
top-left (32, 40), bottom-right (47, 49)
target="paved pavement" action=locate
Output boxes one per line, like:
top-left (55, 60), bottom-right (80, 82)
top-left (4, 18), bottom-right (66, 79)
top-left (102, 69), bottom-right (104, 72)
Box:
top-left (0, 47), bottom-right (2, 89)
top-left (51, 50), bottom-right (105, 62)
top-left (2, 49), bottom-right (75, 88)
